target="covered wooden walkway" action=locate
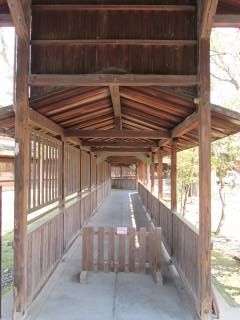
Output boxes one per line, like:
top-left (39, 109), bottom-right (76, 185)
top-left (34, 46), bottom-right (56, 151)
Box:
top-left (25, 190), bottom-right (196, 320)
top-left (0, 0), bottom-right (240, 319)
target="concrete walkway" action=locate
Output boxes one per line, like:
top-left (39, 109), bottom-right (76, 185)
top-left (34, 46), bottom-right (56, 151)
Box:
top-left (25, 190), bottom-right (197, 320)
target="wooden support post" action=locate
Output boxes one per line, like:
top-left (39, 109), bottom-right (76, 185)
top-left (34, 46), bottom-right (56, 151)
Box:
top-left (13, 37), bottom-right (30, 318)
top-left (151, 152), bottom-right (155, 194)
top-left (158, 148), bottom-right (163, 199)
top-left (61, 139), bottom-right (66, 251)
top-left (198, 38), bottom-right (212, 319)
top-left (170, 139), bottom-right (177, 213)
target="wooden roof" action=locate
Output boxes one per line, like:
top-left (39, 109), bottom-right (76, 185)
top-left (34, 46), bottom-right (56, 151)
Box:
top-left (1, 86), bottom-right (240, 159)
top-left (1, 0), bottom-right (240, 166)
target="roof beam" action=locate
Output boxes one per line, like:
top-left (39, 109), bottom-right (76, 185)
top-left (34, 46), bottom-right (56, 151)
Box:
top-left (64, 129), bottom-right (170, 139)
top-left (32, 4), bottom-right (196, 12)
top-left (31, 39), bottom-right (197, 46)
top-left (171, 112), bottom-right (198, 138)
top-left (7, 0), bottom-right (28, 40)
top-left (109, 85), bottom-right (122, 130)
top-left (201, 0), bottom-right (219, 39)
top-left (29, 74), bottom-right (198, 87)
top-left (29, 109), bottom-right (64, 136)
top-left (93, 147), bottom-right (151, 152)
top-left (214, 14), bottom-right (240, 28)
top-left (83, 141), bottom-right (158, 148)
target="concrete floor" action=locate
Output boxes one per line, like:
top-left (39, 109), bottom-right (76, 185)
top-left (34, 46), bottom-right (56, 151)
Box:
top-left (25, 190), bottom-right (197, 320)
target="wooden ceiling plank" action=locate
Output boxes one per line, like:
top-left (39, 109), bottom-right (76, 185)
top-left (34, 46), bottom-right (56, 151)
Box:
top-left (121, 87), bottom-right (192, 116)
top-left (7, 0), bottom-right (28, 40)
top-left (29, 74), bottom-right (198, 87)
top-left (64, 129), bottom-right (170, 139)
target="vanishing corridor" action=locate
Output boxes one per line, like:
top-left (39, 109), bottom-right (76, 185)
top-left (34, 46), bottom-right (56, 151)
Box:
top-left (25, 190), bottom-right (196, 320)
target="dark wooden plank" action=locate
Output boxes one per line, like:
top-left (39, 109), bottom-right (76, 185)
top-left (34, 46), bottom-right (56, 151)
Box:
top-left (29, 74), bottom-right (198, 87)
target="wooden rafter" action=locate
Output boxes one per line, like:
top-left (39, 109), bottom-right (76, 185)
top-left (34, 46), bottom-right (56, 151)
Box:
top-left (109, 85), bottom-right (122, 130)
top-left (7, 0), bottom-right (28, 40)
top-left (171, 112), bottom-right (198, 138)
top-left (65, 129), bottom-right (170, 139)
top-left (29, 109), bottom-right (64, 137)
top-left (29, 74), bottom-right (198, 87)
top-left (201, 0), bottom-right (219, 39)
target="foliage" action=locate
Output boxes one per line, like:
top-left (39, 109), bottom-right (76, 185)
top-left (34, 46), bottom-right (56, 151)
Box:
top-left (212, 136), bottom-right (240, 234)
top-left (177, 148), bottom-right (198, 215)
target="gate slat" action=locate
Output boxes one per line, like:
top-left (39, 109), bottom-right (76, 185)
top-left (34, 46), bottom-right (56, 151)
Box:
top-left (128, 228), bottom-right (136, 272)
top-left (118, 234), bottom-right (125, 272)
top-left (139, 228), bottom-right (146, 272)
top-left (98, 227), bottom-right (104, 271)
top-left (108, 227), bottom-right (115, 272)
top-left (87, 227), bottom-right (93, 271)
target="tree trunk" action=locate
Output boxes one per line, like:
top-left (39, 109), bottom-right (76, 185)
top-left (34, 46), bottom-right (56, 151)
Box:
top-left (215, 183), bottom-right (226, 234)
top-left (182, 184), bottom-right (190, 216)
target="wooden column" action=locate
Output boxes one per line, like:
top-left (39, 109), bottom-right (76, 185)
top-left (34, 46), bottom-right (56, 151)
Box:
top-left (158, 147), bottom-right (163, 199)
top-left (61, 139), bottom-right (66, 251)
top-left (13, 18), bottom-right (30, 319)
top-left (198, 38), bottom-right (212, 319)
top-left (150, 152), bottom-right (155, 193)
top-left (170, 139), bottom-right (177, 213)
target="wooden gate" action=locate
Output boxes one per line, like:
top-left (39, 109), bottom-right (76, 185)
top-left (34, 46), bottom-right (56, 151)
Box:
top-left (81, 227), bottom-right (162, 274)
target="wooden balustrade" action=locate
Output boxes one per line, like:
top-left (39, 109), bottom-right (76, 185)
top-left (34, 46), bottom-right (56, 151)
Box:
top-left (138, 182), bottom-right (199, 307)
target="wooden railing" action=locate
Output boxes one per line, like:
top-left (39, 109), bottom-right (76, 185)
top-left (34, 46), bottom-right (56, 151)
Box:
top-left (138, 182), bottom-right (199, 307)
top-left (26, 179), bottom-right (111, 305)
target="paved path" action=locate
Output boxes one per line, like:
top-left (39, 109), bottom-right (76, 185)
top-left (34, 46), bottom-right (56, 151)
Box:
top-left (25, 190), bottom-right (196, 320)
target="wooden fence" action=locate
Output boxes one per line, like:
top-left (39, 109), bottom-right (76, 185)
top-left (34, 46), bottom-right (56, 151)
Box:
top-left (26, 130), bottom-right (112, 305)
top-left (82, 226), bottom-right (162, 274)
top-left (138, 182), bottom-right (199, 305)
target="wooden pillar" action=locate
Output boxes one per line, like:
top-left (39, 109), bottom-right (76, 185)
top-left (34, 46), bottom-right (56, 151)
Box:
top-left (158, 147), bottom-right (163, 199)
top-left (198, 38), bottom-right (212, 319)
top-left (170, 139), bottom-right (177, 213)
top-left (150, 152), bottom-right (155, 193)
top-left (61, 139), bottom-right (66, 251)
top-left (13, 31), bottom-right (30, 319)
